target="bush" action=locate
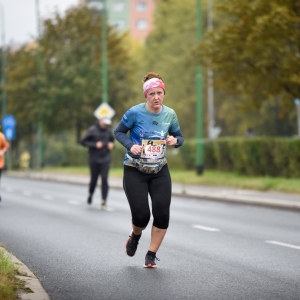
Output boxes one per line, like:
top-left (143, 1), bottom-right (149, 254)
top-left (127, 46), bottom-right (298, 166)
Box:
top-left (44, 140), bottom-right (187, 169)
top-left (182, 137), bottom-right (300, 178)
top-left (41, 133), bottom-right (300, 178)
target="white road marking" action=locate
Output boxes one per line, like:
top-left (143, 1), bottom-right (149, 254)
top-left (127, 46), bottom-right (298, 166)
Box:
top-left (23, 191), bottom-right (32, 196)
top-left (68, 200), bottom-right (81, 206)
top-left (4, 187), bottom-right (14, 192)
top-left (105, 207), bottom-right (115, 212)
top-left (43, 195), bottom-right (53, 200)
top-left (192, 224), bottom-right (220, 232)
top-left (265, 240), bottom-right (300, 250)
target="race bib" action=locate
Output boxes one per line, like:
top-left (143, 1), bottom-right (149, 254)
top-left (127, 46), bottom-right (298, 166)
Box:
top-left (141, 139), bottom-right (166, 159)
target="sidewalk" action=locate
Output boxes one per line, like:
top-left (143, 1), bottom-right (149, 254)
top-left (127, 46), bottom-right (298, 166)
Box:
top-left (7, 171), bottom-right (300, 210)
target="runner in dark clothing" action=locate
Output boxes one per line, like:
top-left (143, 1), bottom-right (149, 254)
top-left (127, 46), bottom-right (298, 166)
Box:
top-left (80, 117), bottom-right (115, 210)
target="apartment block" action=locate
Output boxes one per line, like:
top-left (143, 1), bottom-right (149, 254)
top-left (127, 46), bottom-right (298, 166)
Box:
top-left (129, 0), bottom-right (155, 40)
top-left (82, 0), bottom-right (156, 41)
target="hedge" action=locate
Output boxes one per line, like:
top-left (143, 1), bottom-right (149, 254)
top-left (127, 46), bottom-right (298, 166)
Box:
top-left (182, 137), bottom-right (300, 178)
top-left (42, 137), bottom-right (300, 178)
top-left (43, 142), bottom-right (185, 169)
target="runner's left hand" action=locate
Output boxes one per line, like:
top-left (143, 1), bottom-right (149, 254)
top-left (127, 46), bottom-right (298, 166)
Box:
top-left (166, 135), bottom-right (177, 146)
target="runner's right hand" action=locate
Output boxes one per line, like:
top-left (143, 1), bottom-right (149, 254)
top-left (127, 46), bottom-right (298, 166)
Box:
top-left (96, 141), bottom-right (103, 149)
top-left (130, 145), bottom-right (143, 155)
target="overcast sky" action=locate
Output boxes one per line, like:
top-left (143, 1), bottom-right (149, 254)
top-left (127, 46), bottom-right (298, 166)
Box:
top-left (0, 0), bottom-right (80, 46)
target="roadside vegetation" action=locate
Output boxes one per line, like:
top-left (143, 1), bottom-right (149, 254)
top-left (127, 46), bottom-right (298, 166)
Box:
top-left (43, 167), bottom-right (300, 194)
top-left (0, 247), bottom-right (25, 300)
top-left (7, 1), bottom-right (300, 170)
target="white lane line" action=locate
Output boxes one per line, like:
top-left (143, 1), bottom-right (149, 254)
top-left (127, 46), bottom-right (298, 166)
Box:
top-left (105, 207), bottom-right (115, 212)
top-left (23, 191), bottom-right (32, 196)
top-left (192, 224), bottom-right (220, 232)
top-left (43, 195), bottom-right (53, 201)
top-left (68, 200), bottom-right (81, 206)
top-left (265, 240), bottom-right (300, 250)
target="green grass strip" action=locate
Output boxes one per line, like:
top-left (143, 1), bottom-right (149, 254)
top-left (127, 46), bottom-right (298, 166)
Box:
top-left (42, 166), bottom-right (300, 194)
top-left (0, 247), bottom-right (25, 300)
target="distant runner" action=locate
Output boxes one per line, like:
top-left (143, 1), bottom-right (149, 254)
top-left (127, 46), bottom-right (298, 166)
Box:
top-left (80, 117), bottom-right (114, 210)
top-left (0, 130), bottom-right (9, 202)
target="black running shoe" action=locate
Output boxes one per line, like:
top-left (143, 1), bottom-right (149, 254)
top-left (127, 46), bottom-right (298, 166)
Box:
top-left (124, 232), bottom-right (141, 257)
top-left (87, 194), bottom-right (92, 205)
top-left (144, 253), bottom-right (160, 268)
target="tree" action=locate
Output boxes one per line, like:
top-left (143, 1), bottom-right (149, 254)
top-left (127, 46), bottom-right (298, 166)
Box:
top-left (141, 0), bottom-right (201, 138)
top-left (5, 6), bottom-right (137, 143)
top-left (40, 6), bottom-right (136, 141)
top-left (198, 0), bottom-right (300, 110)
top-left (5, 44), bottom-right (39, 139)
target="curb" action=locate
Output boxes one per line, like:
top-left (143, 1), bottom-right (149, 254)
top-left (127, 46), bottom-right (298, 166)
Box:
top-left (6, 172), bottom-right (300, 211)
top-left (172, 190), bottom-right (300, 211)
top-left (0, 247), bottom-right (50, 300)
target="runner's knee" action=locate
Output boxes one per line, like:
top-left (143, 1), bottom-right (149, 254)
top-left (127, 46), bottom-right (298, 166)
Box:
top-left (132, 212), bottom-right (151, 228)
top-left (153, 215), bottom-right (169, 229)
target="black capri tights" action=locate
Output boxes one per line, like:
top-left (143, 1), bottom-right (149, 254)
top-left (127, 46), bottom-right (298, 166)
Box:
top-left (123, 165), bottom-right (172, 229)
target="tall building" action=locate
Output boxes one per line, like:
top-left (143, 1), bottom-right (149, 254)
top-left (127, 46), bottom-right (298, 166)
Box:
top-left (82, 0), bottom-right (156, 41)
top-left (107, 0), bottom-right (131, 33)
top-left (129, 0), bottom-right (155, 40)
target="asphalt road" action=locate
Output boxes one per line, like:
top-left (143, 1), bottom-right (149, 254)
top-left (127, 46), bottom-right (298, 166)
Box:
top-left (0, 177), bottom-right (300, 300)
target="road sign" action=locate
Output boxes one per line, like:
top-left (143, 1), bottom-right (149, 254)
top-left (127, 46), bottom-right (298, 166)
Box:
top-left (4, 127), bottom-right (15, 140)
top-left (209, 126), bottom-right (222, 139)
top-left (2, 114), bottom-right (16, 128)
top-left (2, 114), bottom-right (17, 141)
top-left (94, 103), bottom-right (115, 120)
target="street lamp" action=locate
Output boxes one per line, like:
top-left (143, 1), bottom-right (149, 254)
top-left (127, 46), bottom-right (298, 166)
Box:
top-left (0, 3), bottom-right (6, 121)
top-left (35, 0), bottom-right (43, 168)
top-left (0, 3), bottom-right (9, 169)
top-left (207, 0), bottom-right (214, 139)
top-left (206, 0), bottom-right (221, 140)
top-left (196, 0), bottom-right (204, 175)
top-left (87, 0), bottom-right (108, 103)
top-left (295, 98), bottom-right (300, 137)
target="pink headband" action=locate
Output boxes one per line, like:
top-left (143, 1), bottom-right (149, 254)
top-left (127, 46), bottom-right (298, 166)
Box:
top-left (143, 78), bottom-right (165, 98)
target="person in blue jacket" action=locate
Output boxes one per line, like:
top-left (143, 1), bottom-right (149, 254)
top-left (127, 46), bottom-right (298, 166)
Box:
top-left (114, 72), bottom-right (184, 268)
